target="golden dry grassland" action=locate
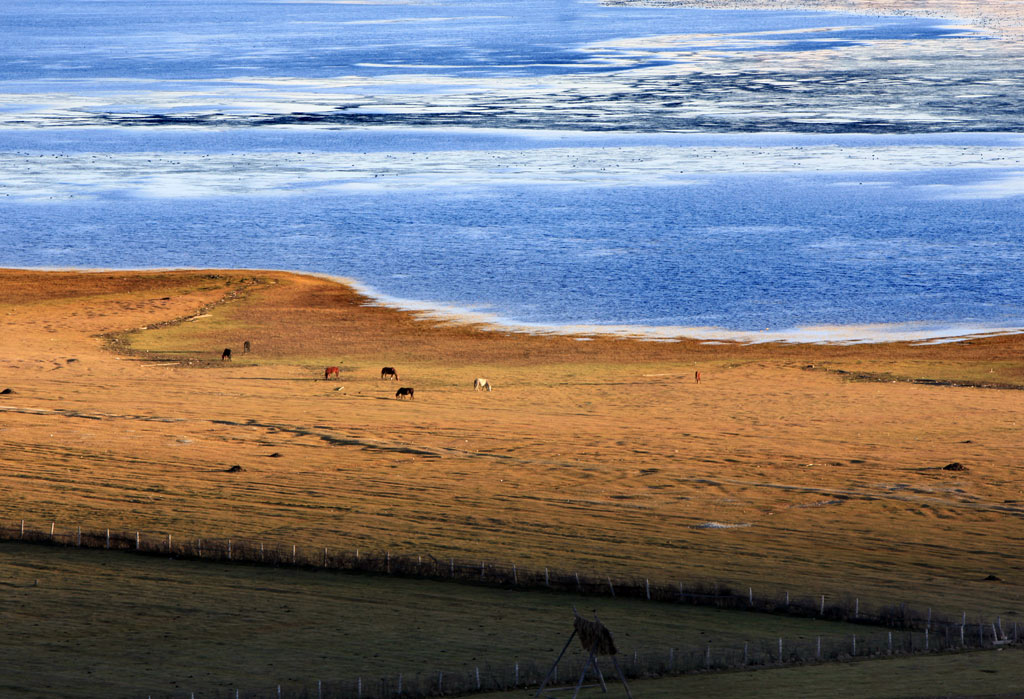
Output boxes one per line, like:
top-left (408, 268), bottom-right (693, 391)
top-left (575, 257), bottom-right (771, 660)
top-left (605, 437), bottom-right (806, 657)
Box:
top-left (1, 269), bottom-right (1022, 621)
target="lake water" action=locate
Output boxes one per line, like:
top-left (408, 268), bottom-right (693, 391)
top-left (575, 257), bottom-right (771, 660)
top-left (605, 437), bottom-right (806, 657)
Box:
top-left (2, 0), bottom-right (1023, 341)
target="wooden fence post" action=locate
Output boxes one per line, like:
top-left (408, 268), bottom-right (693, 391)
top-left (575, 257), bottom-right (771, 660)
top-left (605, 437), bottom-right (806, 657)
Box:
top-left (324, 547), bottom-right (328, 566)
top-left (198, 539), bottom-right (202, 558)
top-left (704, 645), bottom-right (710, 669)
top-left (820, 595), bottom-right (825, 615)
top-left (386, 551), bottom-right (391, 573)
top-left (318, 679), bottom-right (322, 699)
top-left (888, 631), bottom-right (893, 654)
top-left (855, 598), bottom-right (859, 618)
top-left (136, 531), bottom-right (140, 550)
top-left (106, 529), bottom-right (110, 549)
top-left (778, 638), bottom-right (782, 664)
top-left (852, 634), bottom-right (856, 656)
top-left (450, 558), bottom-right (454, 577)
top-left (228, 539), bottom-right (232, 561)
top-left (292, 544), bottom-right (296, 564)
top-left (785, 590), bottom-right (789, 606)
top-left (925, 628), bottom-right (929, 650)
top-left (744, 642), bottom-right (749, 664)
top-left (167, 533), bottom-right (171, 552)
top-left (358, 676), bottom-right (362, 698)
top-left (513, 563), bottom-right (517, 585)
top-left (514, 661), bottom-right (519, 686)
top-left (575, 572), bottom-right (581, 591)
top-left (545, 567), bottom-right (549, 587)
top-left (608, 577), bottom-right (615, 598)
top-left (475, 666), bottom-right (480, 690)
top-left (960, 625), bottom-right (965, 646)
top-left (20, 520), bottom-right (24, 538)
top-left (397, 674), bottom-right (402, 696)
top-left (50, 522), bottom-right (54, 540)
top-left (77, 526), bottom-right (81, 547)
top-left (748, 587), bottom-right (753, 605)
top-left (816, 636), bottom-right (821, 659)
top-left (646, 579), bottom-right (650, 601)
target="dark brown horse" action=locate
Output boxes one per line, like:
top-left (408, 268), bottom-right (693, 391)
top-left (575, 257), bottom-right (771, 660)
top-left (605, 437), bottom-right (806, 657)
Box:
top-left (221, 348), bottom-right (232, 361)
top-left (395, 387), bottom-right (414, 400)
top-left (325, 366), bottom-right (341, 380)
top-left (381, 366), bottom-right (399, 380)
top-left (243, 340), bottom-right (251, 353)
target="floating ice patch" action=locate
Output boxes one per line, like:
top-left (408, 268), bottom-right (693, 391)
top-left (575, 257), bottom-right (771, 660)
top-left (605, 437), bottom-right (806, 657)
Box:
top-left (920, 171), bottom-right (1024, 199)
top-left (694, 522), bottom-right (752, 529)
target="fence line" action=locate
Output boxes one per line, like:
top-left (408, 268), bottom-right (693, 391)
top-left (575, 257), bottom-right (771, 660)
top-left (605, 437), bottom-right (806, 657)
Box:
top-left (4, 518), bottom-right (1011, 634)
top-left (179, 628), bottom-right (1014, 698)
top-left (4, 519), bottom-right (1019, 698)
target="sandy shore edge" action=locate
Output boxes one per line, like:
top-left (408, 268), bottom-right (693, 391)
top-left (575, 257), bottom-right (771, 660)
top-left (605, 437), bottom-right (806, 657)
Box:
top-left (9, 266), bottom-right (1024, 346)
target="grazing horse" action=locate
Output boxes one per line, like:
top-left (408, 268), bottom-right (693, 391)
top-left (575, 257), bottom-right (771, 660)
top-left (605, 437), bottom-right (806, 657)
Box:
top-left (325, 366), bottom-right (341, 380)
top-left (395, 387), bottom-right (414, 400)
top-left (221, 348), bottom-right (232, 361)
top-left (473, 378), bottom-right (492, 392)
top-left (381, 366), bottom-right (399, 381)
top-left (243, 340), bottom-right (251, 354)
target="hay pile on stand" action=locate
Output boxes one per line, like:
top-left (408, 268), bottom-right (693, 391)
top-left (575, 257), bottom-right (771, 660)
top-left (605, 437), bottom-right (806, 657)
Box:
top-left (574, 613), bottom-right (617, 656)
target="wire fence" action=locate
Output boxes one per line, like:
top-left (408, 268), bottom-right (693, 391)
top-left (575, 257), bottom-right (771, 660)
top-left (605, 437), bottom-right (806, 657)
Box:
top-left (3, 518), bottom-right (1019, 698)
top-left (168, 626), bottom-right (1019, 699)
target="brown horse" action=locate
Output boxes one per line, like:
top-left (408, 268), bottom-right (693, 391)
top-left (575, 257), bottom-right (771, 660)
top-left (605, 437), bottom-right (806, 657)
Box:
top-left (395, 387), bottom-right (414, 400)
top-left (381, 366), bottom-right (399, 380)
top-left (325, 366), bottom-right (341, 380)
top-left (243, 340), bottom-right (251, 353)
top-left (221, 348), bottom-right (232, 361)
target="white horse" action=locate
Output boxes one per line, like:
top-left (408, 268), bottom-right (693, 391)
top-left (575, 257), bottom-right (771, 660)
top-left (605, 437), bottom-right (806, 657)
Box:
top-left (473, 377), bottom-right (492, 392)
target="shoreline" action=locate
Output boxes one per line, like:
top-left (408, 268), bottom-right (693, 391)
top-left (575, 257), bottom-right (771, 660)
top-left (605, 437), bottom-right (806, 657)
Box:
top-left (603, 0), bottom-right (1024, 40)
top-left (12, 266), bottom-right (1023, 346)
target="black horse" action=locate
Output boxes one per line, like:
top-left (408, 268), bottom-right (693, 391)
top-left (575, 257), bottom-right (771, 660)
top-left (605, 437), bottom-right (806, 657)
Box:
top-left (381, 366), bottom-right (399, 380)
top-left (395, 387), bottom-right (414, 400)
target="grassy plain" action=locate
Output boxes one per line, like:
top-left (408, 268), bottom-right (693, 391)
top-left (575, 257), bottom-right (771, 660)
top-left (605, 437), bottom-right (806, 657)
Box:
top-left (0, 268), bottom-right (1022, 621)
top-left (0, 541), bottom-right (884, 698)
top-left (481, 648), bottom-right (1024, 699)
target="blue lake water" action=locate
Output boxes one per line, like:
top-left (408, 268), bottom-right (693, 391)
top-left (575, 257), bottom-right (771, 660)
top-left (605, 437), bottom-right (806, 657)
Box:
top-left (2, 0), bottom-right (1023, 339)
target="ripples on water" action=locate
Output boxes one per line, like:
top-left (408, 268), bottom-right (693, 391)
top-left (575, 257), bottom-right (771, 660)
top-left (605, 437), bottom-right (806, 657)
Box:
top-left (1, 0), bottom-right (1023, 339)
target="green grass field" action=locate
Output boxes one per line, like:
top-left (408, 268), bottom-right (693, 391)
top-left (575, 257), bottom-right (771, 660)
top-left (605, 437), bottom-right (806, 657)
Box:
top-left (479, 648), bottom-right (1024, 699)
top-left (0, 542), bottom-right (960, 698)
